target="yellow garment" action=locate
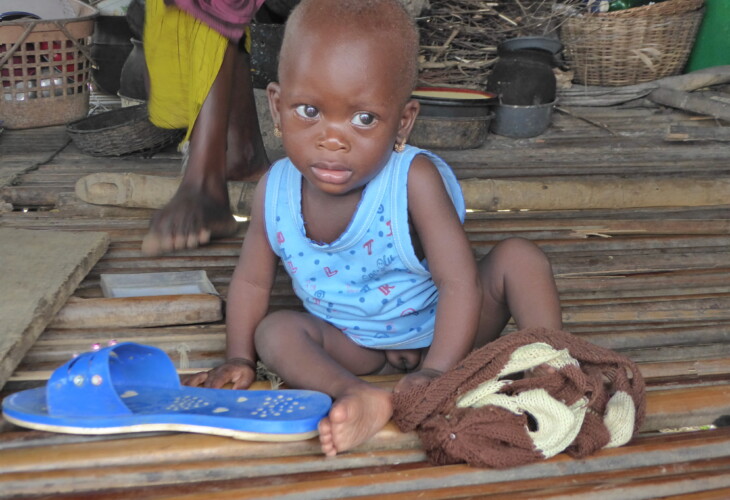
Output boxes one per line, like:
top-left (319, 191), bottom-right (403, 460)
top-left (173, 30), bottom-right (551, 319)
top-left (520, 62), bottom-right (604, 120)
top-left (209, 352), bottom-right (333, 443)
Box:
top-left (144, 0), bottom-right (251, 143)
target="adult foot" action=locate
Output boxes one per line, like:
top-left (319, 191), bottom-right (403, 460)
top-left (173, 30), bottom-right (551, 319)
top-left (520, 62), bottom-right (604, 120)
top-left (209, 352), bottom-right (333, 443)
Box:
top-left (141, 182), bottom-right (238, 255)
top-left (317, 384), bottom-right (392, 457)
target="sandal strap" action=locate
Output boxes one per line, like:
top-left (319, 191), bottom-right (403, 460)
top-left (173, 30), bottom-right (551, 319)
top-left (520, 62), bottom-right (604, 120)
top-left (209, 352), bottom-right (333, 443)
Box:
top-left (47, 343), bottom-right (180, 417)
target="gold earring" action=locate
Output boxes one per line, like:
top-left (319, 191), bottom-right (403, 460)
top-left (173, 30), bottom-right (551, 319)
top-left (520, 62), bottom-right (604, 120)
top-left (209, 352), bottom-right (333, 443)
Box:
top-left (274, 125), bottom-right (282, 138)
top-left (394, 139), bottom-right (406, 153)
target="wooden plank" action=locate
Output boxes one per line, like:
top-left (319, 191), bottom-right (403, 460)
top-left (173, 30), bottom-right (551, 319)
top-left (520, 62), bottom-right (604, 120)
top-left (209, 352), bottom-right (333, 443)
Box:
top-left (0, 127), bottom-right (70, 190)
top-left (663, 486), bottom-right (730, 500)
top-left (10, 454), bottom-right (730, 499)
top-left (49, 295), bottom-right (224, 329)
top-left (562, 297), bottom-right (730, 325)
top-left (0, 229), bottom-right (109, 389)
top-left (354, 457), bottom-right (730, 499)
top-left (1, 423), bottom-right (728, 498)
top-left (0, 446), bottom-right (426, 497)
top-left (666, 125), bottom-right (730, 142)
top-left (642, 385), bottom-right (730, 431)
top-left (346, 461), bottom-right (730, 499)
top-left (82, 429), bottom-right (730, 500)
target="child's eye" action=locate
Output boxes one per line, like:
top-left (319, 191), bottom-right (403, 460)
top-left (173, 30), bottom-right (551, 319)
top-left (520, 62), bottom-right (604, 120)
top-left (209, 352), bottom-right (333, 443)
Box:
top-left (295, 104), bottom-right (319, 119)
top-left (352, 112), bottom-right (376, 127)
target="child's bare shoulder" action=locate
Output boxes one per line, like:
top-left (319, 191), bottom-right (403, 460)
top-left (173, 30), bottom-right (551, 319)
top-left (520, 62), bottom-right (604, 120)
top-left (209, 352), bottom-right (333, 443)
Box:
top-left (407, 154), bottom-right (449, 196)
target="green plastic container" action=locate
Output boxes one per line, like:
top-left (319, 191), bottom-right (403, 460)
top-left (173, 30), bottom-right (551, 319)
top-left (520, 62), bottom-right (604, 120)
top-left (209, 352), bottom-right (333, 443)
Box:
top-left (685, 0), bottom-right (730, 71)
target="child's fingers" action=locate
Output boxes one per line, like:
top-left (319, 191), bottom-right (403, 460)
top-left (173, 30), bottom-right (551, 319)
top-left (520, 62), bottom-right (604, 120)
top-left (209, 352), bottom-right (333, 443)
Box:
top-left (182, 371), bottom-right (209, 387)
top-left (203, 364), bottom-right (255, 390)
top-left (230, 370), bottom-right (256, 390)
top-left (182, 363), bottom-right (256, 390)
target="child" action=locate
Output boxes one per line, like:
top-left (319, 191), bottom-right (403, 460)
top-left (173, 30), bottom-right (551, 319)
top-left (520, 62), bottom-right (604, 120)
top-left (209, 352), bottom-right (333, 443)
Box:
top-left (185, 0), bottom-right (563, 457)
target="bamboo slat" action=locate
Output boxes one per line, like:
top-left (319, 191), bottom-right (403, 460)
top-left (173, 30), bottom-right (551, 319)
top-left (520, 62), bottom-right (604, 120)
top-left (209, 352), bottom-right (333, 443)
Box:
top-left (4, 427), bottom-right (725, 500)
top-left (1, 400), bottom-right (729, 498)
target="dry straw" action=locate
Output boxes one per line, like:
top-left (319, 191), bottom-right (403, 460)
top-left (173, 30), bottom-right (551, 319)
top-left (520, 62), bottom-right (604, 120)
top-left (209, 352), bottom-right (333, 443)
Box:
top-left (417, 0), bottom-right (580, 89)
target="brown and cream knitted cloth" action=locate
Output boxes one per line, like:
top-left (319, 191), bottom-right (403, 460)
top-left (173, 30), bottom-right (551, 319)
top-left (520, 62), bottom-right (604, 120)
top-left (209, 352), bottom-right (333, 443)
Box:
top-left (392, 327), bottom-right (646, 469)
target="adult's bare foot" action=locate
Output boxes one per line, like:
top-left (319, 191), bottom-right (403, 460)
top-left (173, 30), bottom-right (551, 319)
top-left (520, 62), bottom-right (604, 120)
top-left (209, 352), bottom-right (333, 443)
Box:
top-left (140, 143), bottom-right (268, 256)
top-left (141, 183), bottom-right (239, 255)
top-left (318, 384), bottom-right (393, 457)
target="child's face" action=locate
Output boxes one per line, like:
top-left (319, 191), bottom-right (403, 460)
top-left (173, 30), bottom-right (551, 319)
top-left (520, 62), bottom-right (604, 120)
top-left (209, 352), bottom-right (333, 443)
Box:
top-left (268, 26), bottom-right (419, 196)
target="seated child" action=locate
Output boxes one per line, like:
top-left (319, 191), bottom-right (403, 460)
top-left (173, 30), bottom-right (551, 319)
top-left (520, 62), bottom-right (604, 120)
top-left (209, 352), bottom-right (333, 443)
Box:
top-left (185, 0), bottom-right (563, 457)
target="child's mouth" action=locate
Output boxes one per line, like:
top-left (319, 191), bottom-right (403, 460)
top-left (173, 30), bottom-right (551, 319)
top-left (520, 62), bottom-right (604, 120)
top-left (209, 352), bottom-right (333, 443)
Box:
top-left (311, 165), bottom-right (353, 185)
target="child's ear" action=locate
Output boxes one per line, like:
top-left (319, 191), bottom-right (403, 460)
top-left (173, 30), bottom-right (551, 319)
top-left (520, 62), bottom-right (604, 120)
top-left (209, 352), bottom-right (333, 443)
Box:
top-left (397, 98), bottom-right (420, 144)
top-left (266, 82), bottom-right (282, 129)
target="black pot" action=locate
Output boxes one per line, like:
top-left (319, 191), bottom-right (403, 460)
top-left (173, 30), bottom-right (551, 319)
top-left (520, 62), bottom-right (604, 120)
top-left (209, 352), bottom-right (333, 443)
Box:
top-left (487, 37), bottom-right (562, 106)
top-left (126, 0), bottom-right (146, 41)
top-left (119, 38), bottom-right (148, 101)
top-left (92, 16), bottom-right (134, 95)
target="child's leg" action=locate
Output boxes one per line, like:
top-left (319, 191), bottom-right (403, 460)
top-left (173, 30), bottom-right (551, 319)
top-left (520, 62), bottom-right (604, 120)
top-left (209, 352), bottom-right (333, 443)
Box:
top-left (474, 237), bottom-right (562, 348)
top-left (254, 310), bottom-right (393, 456)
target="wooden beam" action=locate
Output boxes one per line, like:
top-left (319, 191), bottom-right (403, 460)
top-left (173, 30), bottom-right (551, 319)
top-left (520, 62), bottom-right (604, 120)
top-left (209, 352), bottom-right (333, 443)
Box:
top-left (49, 295), bottom-right (223, 329)
top-left (75, 173), bottom-right (730, 213)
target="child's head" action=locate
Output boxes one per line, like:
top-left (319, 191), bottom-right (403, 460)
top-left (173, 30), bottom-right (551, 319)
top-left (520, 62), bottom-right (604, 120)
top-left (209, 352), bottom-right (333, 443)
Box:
top-left (280, 0), bottom-right (419, 102)
top-left (267, 0), bottom-right (422, 196)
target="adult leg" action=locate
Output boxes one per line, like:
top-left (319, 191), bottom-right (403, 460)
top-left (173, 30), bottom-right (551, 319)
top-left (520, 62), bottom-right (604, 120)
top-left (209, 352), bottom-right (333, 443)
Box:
top-left (474, 237), bottom-right (562, 348)
top-left (142, 42), bottom-right (268, 255)
top-left (142, 41), bottom-right (237, 254)
top-left (254, 310), bottom-right (393, 456)
top-left (225, 46), bottom-right (269, 181)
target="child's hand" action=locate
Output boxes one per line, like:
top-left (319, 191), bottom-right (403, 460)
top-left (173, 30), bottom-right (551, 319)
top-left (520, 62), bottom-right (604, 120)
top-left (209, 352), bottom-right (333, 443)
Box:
top-left (393, 367), bottom-right (443, 394)
top-left (183, 358), bottom-right (257, 390)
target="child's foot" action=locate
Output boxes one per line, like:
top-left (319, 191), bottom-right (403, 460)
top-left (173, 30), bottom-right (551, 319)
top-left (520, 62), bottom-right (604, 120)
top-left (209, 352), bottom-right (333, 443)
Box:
top-left (318, 384), bottom-right (392, 457)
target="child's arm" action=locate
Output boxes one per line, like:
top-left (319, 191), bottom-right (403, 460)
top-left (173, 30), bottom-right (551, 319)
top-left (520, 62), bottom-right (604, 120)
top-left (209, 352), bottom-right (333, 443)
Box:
top-left (397, 155), bottom-right (482, 390)
top-left (185, 178), bottom-right (279, 389)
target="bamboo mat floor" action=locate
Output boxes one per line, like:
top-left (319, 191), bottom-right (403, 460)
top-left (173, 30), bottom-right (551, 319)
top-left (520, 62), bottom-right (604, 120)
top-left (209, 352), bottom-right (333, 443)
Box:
top-left (1, 100), bottom-right (730, 498)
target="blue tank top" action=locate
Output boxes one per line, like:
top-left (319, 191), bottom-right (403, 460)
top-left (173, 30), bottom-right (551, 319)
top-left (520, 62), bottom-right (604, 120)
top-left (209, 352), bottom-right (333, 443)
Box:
top-left (264, 145), bottom-right (465, 349)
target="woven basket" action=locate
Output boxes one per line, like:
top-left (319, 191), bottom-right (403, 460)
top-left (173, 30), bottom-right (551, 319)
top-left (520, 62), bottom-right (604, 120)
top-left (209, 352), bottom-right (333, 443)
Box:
top-left (0, 0), bottom-right (98, 129)
top-left (66, 104), bottom-right (184, 157)
top-left (560, 0), bottom-right (705, 86)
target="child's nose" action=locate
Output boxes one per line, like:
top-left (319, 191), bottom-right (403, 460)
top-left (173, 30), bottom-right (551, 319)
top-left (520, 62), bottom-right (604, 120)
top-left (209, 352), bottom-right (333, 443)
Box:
top-left (318, 124), bottom-right (349, 152)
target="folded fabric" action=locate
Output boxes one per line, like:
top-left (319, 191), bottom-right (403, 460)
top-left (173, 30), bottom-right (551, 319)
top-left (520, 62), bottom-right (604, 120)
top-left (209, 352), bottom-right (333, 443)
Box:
top-left (164, 0), bottom-right (266, 41)
top-left (392, 327), bottom-right (646, 468)
top-left (3, 342), bottom-right (331, 441)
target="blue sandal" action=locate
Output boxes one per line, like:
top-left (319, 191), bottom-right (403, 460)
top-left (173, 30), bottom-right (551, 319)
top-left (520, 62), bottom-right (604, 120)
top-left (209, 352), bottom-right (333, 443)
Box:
top-left (2, 343), bottom-right (331, 441)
